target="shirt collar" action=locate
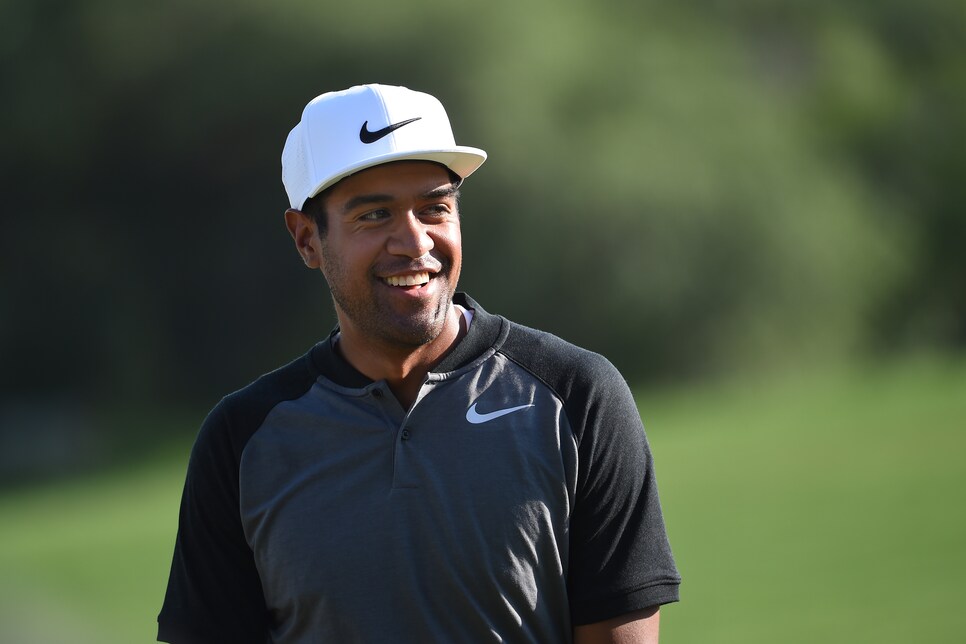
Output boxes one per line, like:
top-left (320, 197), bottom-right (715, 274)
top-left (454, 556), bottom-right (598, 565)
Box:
top-left (308, 292), bottom-right (504, 388)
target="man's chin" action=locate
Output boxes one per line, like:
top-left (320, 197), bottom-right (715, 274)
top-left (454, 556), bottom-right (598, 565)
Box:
top-left (334, 284), bottom-right (456, 349)
top-left (377, 314), bottom-right (449, 348)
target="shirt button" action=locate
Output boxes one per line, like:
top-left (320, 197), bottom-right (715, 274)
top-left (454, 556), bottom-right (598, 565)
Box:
top-left (372, 389), bottom-right (383, 398)
top-left (401, 429), bottom-right (412, 441)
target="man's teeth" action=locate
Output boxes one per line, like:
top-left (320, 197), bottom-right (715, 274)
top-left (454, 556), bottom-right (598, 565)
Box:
top-left (385, 272), bottom-right (430, 287)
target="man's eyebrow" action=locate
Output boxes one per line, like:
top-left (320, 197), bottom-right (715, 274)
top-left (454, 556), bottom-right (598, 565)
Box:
top-left (421, 183), bottom-right (460, 201)
top-left (340, 183), bottom-right (461, 215)
top-left (341, 193), bottom-right (394, 214)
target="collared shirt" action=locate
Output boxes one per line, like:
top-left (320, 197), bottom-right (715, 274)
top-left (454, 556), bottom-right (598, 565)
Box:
top-left (158, 294), bottom-right (680, 643)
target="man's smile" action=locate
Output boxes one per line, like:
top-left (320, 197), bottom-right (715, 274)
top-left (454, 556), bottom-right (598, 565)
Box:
top-left (383, 272), bottom-right (431, 287)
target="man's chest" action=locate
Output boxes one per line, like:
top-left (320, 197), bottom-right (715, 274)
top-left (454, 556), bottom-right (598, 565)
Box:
top-left (236, 358), bottom-right (579, 639)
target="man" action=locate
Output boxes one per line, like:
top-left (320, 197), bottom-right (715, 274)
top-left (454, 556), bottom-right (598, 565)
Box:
top-left (158, 84), bottom-right (680, 643)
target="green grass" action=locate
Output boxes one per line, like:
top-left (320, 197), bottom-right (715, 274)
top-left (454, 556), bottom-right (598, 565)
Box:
top-left (0, 355), bottom-right (964, 642)
top-left (0, 444), bottom-right (190, 643)
top-left (643, 356), bottom-right (966, 643)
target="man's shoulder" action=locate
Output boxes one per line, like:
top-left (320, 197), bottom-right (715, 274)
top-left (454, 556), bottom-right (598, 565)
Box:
top-left (492, 318), bottom-right (640, 446)
top-left (182, 345), bottom-right (324, 478)
top-left (454, 295), bottom-right (629, 391)
top-left (498, 319), bottom-right (629, 399)
top-left (208, 345), bottom-right (321, 433)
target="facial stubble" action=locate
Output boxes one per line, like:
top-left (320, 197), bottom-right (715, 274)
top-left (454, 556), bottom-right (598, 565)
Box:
top-left (320, 239), bottom-right (458, 349)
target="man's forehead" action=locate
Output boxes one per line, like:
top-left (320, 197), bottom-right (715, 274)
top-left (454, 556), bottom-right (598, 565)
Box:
top-left (328, 160), bottom-right (458, 202)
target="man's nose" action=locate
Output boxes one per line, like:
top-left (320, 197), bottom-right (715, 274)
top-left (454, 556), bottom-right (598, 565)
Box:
top-left (387, 212), bottom-right (434, 258)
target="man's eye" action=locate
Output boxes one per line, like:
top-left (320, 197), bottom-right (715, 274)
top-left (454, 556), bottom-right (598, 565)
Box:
top-left (359, 209), bottom-right (390, 221)
top-left (421, 204), bottom-right (450, 217)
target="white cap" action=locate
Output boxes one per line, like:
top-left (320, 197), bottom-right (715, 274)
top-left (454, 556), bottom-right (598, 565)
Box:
top-left (281, 84), bottom-right (488, 210)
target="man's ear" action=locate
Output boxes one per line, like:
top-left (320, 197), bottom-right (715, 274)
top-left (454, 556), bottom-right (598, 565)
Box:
top-left (284, 209), bottom-right (322, 269)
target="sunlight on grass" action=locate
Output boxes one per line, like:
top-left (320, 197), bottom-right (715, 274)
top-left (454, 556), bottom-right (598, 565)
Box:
top-left (0, 445), bottom-right (190, 644)
top-left (642, 356), bottom-right (966, 643)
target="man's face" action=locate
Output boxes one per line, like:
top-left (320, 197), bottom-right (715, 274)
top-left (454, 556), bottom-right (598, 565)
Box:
top-left (317, 161), bottom-right (462, 349)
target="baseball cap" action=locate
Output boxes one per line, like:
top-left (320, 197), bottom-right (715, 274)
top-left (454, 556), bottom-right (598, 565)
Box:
top-left (281, 84), bottom-right (488, 210)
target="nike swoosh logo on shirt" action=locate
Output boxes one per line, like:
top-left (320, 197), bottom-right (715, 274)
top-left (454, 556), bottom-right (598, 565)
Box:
top-left (465, 402), bottom-right (534, 425)
top-left (359, 117), bottom-right (422, 144)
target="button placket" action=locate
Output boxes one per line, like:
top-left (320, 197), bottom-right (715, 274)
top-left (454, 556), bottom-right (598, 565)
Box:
top-left (390, 378), bottom-right (442, 488)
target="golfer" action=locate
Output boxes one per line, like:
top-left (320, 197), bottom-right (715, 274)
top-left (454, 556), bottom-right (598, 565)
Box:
top-left (158, 83), bottom-right (680, 643)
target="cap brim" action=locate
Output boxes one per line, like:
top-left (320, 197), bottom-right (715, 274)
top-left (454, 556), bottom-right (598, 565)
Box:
top-left (303, 146), bottom-right (487, 206)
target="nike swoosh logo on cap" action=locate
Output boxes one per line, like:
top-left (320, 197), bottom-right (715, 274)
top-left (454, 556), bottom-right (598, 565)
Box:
top-left (359, 117), bottom-right (422, 144)
top-left (465, 402), bottom-right (534, 425)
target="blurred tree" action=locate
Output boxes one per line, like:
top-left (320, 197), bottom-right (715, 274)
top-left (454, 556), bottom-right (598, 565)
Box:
top-left (814, 0), bottom-right (966, 349)
top-left (0, 0), bottom-right (962, 443)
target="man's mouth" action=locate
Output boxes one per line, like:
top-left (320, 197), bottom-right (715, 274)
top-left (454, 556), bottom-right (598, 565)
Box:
top-left (383, 272), bottom-right (431, 287)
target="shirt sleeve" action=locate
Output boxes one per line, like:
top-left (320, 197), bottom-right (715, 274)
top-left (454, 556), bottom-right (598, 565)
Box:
top-left (564, 354), bottom-right (681, 625)
top-left (157, 401), bottom-right (270, 643)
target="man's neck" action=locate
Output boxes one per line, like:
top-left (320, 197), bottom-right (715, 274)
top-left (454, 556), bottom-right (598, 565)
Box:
top-left (335, 305), bottom-right (465, 409)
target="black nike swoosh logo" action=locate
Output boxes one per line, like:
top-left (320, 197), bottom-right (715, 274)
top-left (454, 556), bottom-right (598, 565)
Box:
top-left (359, 117), bottom-right (422, 144)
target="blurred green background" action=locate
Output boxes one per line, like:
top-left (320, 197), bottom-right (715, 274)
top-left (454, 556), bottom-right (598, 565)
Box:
top-left (1, 0), bottom-right (964, 641)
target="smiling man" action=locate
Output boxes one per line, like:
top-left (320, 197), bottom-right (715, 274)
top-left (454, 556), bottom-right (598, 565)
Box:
top-left (158, 84), bottom-right (680, 643)
top-left (291, 161), bottom-right (466, 408)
